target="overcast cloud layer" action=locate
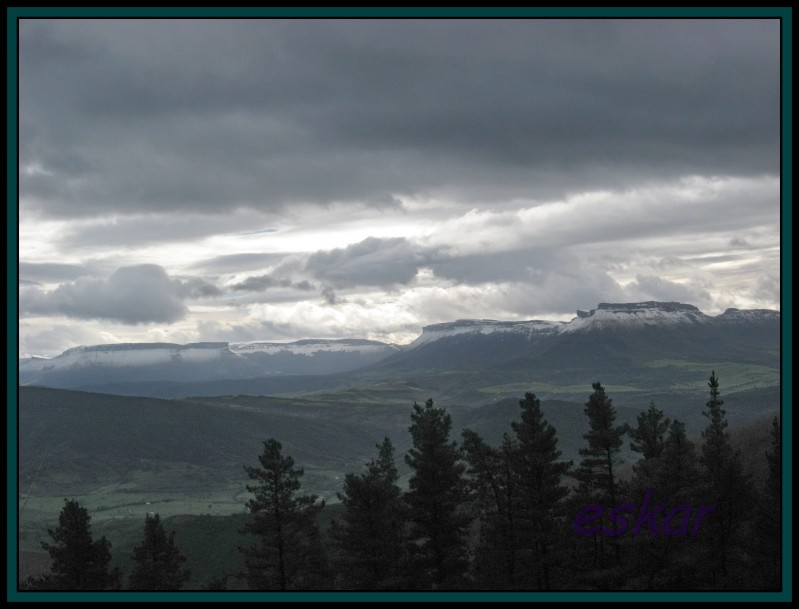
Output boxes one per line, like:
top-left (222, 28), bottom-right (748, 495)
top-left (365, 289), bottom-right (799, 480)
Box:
top-left (18, 18), bottom-right (782, 357)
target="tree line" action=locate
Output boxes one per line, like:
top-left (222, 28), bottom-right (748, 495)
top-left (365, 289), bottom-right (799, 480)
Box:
top-left (21, 372), bottom-right (781, 591)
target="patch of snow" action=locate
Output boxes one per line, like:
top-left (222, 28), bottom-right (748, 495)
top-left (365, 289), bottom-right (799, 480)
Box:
top-left (716, 308), bottom-right (780, 322)
top-left (230, 340), bottom-right (399, 356)
top-left (22, 343), bottom-right (233, 370)
top-left (406, 319), bottom-right (563, 349)
top-left (559, 302), bottom-right (710, 333)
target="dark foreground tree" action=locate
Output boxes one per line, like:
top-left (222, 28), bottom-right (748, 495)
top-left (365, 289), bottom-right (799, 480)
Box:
top-left (626, 412), bottom-right (702, 589)
top-left (755, 416), bottom-right (781, 589)
top-left (464, 393), bottom-right (571, 590)
top-left (699, 371), bottom-right (753, 583)
top-left (240, 438), bottom-right (328, 590)
top-left (462, 429), bottom-right (517, 589)
top-left (405, 399), bottom-right (471, 589)
top-left (22, 499), bottom-right (120, 590)
top-left (573, 382), bottom-right (627, 578)
top-left (576, 383), bottom-right (626, 507)
top-left (128, 513), bottom-right (190, 590)
top-left (629, 402), bottom-right (670, 491)
top-left (510, 392), bottom-right (572, 590)
top-left (330, 437), bottom-right (406, 590)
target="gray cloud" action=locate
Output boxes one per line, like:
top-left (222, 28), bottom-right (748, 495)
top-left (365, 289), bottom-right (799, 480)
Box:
top-left (429, 249), bottom-right (557, 285)
top-left (16, 17), bottom-right (781, 355)
top-left (305, 237), bottom-right (428, 289)
top-left (628, 274), bottom-right (712, 308)
top-left (231, 275), bottom-right (313, 292)
top-left (226, 237), bottom-right (429, 297)
top-left (20, 264), bottom-right (218, 324)
top-left (20, 19), bottom-right (779, 219)
top-left (189, 253), bottom-right (289, 274)
top-left (19, 262), bottom-right (94, 283)
top-left (175, 277), bottom-right (223, 299)
top-left (54, 212), bottom-right (283, 250)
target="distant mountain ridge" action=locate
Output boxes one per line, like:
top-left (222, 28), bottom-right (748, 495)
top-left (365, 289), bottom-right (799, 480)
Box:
top-left (18, 301), bottom-right (780, 395)
top-left (411, 301), bottom-right (779, 341)
top-left (19, 338), bottom-right (401, 387)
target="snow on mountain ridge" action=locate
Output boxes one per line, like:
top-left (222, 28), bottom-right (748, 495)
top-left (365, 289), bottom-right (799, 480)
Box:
top-left (20, 339), bottom-right (400, 372)
top-left (24, 343), bottom-right (234, 371)
top-left (717, 308), bottom-right (781, 322)
top-left (230, 339), bottom-right (400, 356)
top-left (559, 301), bottom-right (710, 333)
top-left (18, 303), bottom-right (780, 366)
top-left (406, 319), bottom-right (563, 349)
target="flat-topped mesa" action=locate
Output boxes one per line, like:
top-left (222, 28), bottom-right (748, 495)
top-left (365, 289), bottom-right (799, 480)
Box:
top-left (229, 339), bottom-right (399, 355)
top-left (561, 301), bottom-right (709, 333)
top-left (596, 301), bottom-right (701, 314)
top-left (407, 319), bottom-right (563, 349)
top-left (62, 342), bottom-right (228, 354)
top-left (717, 308), bottom-right (781, 323)
top-left (45, 342), bottom-right (235, 370)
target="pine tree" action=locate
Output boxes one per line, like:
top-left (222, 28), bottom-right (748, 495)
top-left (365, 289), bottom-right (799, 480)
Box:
top-left (658, 419), bottom-right (700, 504)
top-left (574, 382), bottom-right (626, 572)
top-left (510, 392), bottom-right (571, 590)
top-left (754, 416), bottom-right (781, 589)
top-left (462, 429), bottom-right (518, 589)
top-left (404, 399), bottom-right (471, 589)
top-left (25, 499), bottom-right (120, 590)
top-left (128, 513), bottom-right (190, 590)
top-left (576, 383), bottom-right (626, 506)
top-left (626, 412), bottom-right (701, 589)
top-left (464, 396), bottom-right (572, 590)
top-left (240, 438), bottom-right (328, 590)
top-left (629, 402), bottom-right (670, 490)
top-left (699, 371), bottom-right (753, 583)
top-left (330, 437), bottom-right (406, 590)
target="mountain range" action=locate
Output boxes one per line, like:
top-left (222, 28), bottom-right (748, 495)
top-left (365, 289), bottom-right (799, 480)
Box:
top-left (19, 301), bottom-right (780, 402)
top-left (17, 300), bottom-right (782, 562)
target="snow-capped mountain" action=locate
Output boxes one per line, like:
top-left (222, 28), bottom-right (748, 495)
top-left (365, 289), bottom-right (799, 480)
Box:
top-left (18, 339), bottom-right (400, 389)
top-left (20, 342), bottom-right (234, 373)
top-left (405, 319), bottom-right (563, 349)
top-left (558, 302), bottom-right (710, 333)
top-left (231, 339), bottom-right (398, 357)
top-left (716, 308), bottom-right (782, 323)
top-left (403, 302), bottom-right (780, 347)
top-left (17, 301), bottom-right (780, 395)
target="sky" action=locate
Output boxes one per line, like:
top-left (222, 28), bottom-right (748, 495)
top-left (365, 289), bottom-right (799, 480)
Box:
top-left (17, 18), bottom-right (782, 357)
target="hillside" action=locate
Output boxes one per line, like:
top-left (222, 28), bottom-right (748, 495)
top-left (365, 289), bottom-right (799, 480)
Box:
top-left (18, 302), bottom-right (780, 402)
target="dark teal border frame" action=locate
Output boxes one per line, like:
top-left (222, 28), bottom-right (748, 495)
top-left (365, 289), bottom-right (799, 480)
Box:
top-left (7, 6), bottom-right (792, 603)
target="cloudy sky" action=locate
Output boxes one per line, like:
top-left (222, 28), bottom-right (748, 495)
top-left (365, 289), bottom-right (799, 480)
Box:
top-left (18, 18), bottom-right (781, 357)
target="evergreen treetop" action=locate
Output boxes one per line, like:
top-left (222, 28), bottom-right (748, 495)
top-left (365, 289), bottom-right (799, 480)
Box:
top-left (128, 513), bottom-right (190, 590)
top-left (34, 499), bottom-right (120, 590)
top-left (405, 399), bottom-right (471, 589)
top-left (240, 438), bottom-right (328, 591)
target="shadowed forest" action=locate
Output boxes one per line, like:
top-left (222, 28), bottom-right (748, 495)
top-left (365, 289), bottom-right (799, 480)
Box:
top-left (20, 372), bottom-right (781, 592)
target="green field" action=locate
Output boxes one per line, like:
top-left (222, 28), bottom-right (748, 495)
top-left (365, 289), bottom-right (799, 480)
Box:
top-left (479, 382), bottom-right (643, 395)
top-left (643, 360), bottom-right (779, 391)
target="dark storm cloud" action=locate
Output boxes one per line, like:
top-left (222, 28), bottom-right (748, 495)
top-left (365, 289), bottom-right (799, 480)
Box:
top-left (629, 274), bottom-right (712, 308)
top-left (19, 19), bottom-right (779, 218)
top-left (305, 237), bottom-right (429, 288)
top-left (175, 277), bottom-right (223, 298)
top-left (20, 264), bottom-right (219, 324)
top-left (429, 250), bottom-right (558, 285)
top-left (228, 237), bottom-right (430, 294)
top-left (231, 275), bottom-right (313, 292)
